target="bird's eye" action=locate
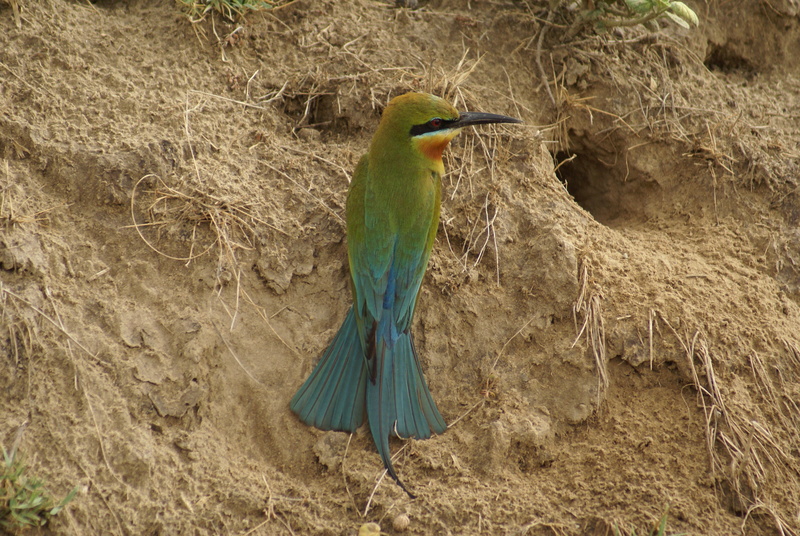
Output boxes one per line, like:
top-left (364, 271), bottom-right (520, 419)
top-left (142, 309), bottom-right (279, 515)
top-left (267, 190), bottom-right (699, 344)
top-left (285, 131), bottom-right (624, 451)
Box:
top-left (429, 118), bottom-right (443, 129)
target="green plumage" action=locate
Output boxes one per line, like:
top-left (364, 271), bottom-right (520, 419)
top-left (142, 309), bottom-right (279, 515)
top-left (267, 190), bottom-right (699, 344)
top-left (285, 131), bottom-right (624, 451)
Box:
top-left (290, 92), bottom-right (521, 496)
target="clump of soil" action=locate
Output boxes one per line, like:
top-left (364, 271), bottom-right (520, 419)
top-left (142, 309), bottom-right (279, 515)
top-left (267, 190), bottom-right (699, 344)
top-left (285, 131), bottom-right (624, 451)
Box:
top-left (2, 0), bottom-right (799, 534)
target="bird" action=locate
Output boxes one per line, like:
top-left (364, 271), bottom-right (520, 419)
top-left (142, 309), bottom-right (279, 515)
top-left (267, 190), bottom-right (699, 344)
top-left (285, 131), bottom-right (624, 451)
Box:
top-left (290, 92), bottom-right (521, 497)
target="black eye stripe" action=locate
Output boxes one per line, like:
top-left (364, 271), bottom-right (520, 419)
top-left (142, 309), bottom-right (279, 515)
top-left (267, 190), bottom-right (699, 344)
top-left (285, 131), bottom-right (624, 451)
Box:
top-left (409, 118), bottom-right (456, 137)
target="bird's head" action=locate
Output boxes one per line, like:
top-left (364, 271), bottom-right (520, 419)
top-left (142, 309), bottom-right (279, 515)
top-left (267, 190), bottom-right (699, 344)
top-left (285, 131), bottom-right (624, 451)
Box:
top-left (372, 92), bottom-right (522, 162)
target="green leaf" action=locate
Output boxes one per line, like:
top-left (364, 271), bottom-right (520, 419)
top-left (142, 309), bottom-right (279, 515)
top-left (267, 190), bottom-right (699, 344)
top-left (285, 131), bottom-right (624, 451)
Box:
top-left (49, 486), bottom-right (80, 516)
top-left (1, 445), bottom-right (78, 529)
top-left (664, 10), bottom-right (690, 29)
top-left (625, 0), bottom-right (653, 14)
top-left (669, 1), bottom-right (699, 25)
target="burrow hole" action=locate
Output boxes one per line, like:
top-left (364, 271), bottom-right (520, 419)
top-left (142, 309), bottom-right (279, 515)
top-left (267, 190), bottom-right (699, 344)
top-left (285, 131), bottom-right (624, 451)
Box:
top-left (553, 143), bottom-right (663, 227)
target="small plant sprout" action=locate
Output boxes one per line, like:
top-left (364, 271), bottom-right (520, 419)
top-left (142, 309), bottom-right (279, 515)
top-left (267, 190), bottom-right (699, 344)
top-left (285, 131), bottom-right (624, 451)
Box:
top-left (0, 447), bottom-right (80, 531)
top-left (613, 506), bottom-right (687, 536)
top-left (581, 0), bottom-right (699, 31)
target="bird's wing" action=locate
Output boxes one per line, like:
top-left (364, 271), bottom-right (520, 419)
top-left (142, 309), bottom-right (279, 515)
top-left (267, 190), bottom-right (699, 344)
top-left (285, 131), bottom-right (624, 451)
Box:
top-left (347, 157), bottom-right (393, 343)
top-left (386, 169), bottom-right (441, 332)
top-left (352, 178), bottom-right (436, 337)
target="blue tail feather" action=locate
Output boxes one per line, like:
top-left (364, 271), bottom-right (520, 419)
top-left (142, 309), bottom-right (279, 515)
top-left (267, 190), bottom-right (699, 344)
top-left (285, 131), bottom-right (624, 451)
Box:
top-left (407, 335), bottom-right (447, 436)
top-left (367, 328), bottom-right (446, 496)
top-left (290, 308), bottom-right (367, 432)
top-left (291, 307), bottom-right (445, 497)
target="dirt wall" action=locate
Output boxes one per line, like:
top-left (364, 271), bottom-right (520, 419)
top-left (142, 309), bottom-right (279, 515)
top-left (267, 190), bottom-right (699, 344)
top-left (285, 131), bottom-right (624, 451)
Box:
top-left (1, 0), bottom-right (799, 534)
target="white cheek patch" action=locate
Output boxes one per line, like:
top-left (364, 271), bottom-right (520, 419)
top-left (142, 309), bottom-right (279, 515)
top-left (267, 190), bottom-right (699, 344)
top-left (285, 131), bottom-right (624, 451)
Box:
top-left (414, 128), bottom-right (460, 141)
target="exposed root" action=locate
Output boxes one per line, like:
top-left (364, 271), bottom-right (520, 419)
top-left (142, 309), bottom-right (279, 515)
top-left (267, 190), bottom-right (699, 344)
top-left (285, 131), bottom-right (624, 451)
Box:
top-left (572, 263), bottom-right (609, 403)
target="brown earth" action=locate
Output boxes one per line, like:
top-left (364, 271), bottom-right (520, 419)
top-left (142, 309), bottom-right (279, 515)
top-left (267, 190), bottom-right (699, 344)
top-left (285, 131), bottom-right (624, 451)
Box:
top-left (2, 0), bottom-right (800, 534)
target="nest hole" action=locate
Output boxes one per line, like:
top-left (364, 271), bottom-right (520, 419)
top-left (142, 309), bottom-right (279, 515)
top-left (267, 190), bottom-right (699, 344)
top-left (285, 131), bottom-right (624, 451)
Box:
top-left (704, 44), bottom-right (755, 75)
top-left (554, 148), bottom-right (662, 227)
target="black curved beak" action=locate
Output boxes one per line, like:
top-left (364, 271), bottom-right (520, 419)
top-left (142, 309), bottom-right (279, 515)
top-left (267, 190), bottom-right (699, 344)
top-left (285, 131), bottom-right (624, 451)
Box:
top-left (454, 111), bottom-right (522, 128)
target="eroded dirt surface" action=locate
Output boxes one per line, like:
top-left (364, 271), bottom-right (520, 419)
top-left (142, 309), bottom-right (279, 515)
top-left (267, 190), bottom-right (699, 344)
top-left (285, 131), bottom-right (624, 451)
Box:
top-left (1, 0), bottom-right (800, 534)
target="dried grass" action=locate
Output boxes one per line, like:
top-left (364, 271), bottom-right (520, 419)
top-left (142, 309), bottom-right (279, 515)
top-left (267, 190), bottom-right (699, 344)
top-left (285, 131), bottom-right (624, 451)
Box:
top-left (573, 263), bottom-right (609, 403)
top-left (546, 31), bottom-right (786, 194)
top-left (346, 45), bottom-right (519, 284)
top-left (661, 317), bottom-right (800, 536)
top-left (1, 160), bottom-right (64, 228)
top-left (128, 179), bottom-right (295, 384)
